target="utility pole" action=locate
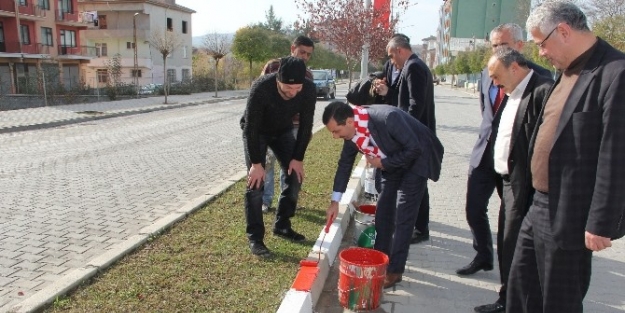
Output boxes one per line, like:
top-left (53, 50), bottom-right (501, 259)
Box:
top-left (360, 0), bottom-right (371, 80)
top-left (133, 13), bottom-right (139, 96)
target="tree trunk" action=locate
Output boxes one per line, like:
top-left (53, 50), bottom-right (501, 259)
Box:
top-left (214, 59), bottom-right (219, 98)
top-left (249, 60), bottom-right (253, 87)
top-left (163, 55), bottom-right (168, 104)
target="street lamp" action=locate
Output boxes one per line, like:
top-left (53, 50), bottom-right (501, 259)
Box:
top-left (133, 12), bottom-right (139, 96)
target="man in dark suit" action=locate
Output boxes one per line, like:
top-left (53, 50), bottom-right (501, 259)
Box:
top-left (323, 101), bottom-right (443, 288)
top-left (472, 48), bottom-right (553, 313)
top-left (457, 23), bottom-right (552, 280)
top-left (507, 2), bottom-right (625, 312)
top-left (374, 34), bottom-right (436, 244)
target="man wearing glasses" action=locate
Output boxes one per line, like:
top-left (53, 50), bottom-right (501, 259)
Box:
top-left (507, 2), bottom-right (625, 313)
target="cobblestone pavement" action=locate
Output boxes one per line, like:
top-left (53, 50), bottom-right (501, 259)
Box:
top-left (0, 90), bottom-right (335, 312)
top-left (315, 86), bottom-right (625, 313)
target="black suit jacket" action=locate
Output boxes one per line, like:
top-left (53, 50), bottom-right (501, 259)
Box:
top-left (383, 54), bottom-right (436, 134)
top-left (332, 106), bottom-right (444, 194)
top-left (491, 72), bottom-right (553, 215)
top-left (471, 62), bottom-right (551, 168)
top-left (528, 38), bottom-right (625, 249)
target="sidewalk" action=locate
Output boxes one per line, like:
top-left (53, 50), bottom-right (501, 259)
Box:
top-left (0, 90), bottom-right (249, 134)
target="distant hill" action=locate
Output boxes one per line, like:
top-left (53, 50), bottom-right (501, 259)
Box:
top-left (192, 33), bottom-right (234, 48)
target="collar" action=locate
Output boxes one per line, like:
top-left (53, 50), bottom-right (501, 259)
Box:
top-left (509, 69), bottom-right (534, 99)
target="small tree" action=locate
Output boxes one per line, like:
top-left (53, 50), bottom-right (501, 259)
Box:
top-left (203, 32), bottom-right (230, 97)
top-left (105, 53), bottom-right (123, 100)
top-left (231, 26), bottom-right (272, 86)
top-left (263, 5), bottom-right (284, 33)
top-left (149, 27), bottom-right (183, 104)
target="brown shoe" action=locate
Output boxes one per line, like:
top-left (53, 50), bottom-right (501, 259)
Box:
top-left (383, 273), bottom-right (402, 289)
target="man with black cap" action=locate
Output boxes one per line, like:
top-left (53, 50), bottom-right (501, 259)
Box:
top-left (241, 56), bottom-right (317, 257)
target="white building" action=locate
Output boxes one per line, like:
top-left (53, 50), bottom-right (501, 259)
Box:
top-left (78, 0), bottom-right (194, 87)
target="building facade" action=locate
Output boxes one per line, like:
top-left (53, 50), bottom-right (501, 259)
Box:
top-left (78, 0), bottom-right (194, 88)
top-left (0, 0), bottom-right (94, 94)
top-left (437, 0), bottom-right (529, 64)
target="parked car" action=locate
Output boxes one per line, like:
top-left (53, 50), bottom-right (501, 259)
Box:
top-left (138, 83), bottom-right (162, 95)
top-left (311, 70), bottom-right (336, 100)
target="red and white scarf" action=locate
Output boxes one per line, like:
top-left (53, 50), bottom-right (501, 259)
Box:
top-left (352, 106), bottom-right (386, 158)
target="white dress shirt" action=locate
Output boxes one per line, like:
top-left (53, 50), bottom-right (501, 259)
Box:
top-left (494, 70), bottom-right (534, 175)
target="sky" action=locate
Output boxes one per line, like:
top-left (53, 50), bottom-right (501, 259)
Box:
top-left (175, 0), bottom-right (442, 43)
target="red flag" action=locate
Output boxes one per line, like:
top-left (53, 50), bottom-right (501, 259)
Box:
top-left (373, 0), bottom-right (391, 29)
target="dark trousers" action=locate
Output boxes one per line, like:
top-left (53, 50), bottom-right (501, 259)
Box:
top-left (495, 177), bottom-right (525, 304)
top-left (465, 145), bottom-right (501, 264)
top-left (414, 186), bottom-right (429, 233)
top-left (507, 191), bottom-right (592, 313)
top-left (374, 168), bottom-right (427, 274)
top-left (377, 169), bottom-right (429, 234)
top-left (242, 130), bottom-right (301, 242)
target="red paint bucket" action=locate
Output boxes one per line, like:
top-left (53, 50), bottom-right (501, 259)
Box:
top-left (338, 247), bottom-right (389, 311)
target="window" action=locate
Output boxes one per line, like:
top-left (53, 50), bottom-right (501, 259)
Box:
top-left (19, 0), bottom-right (27, 6)
top-left (97, 15), bottom-right (107, 29)
top-left (59, 0), bottom-right (72, 13)
top-left (167, 69), bottom-right (176, 83)
top-left (183, 45), bottom-right (187, 58)
top-left (182, 21), bottom-right (187, 34)
top-left (166, 18), bottom-right (172, 31)
top-left (126, 42), bottom-right (135, 49)
top-left (20, 25), bottom-right (30, 45)
top-left (59, 29), bottom-right (76, 47)
top-left (182, 69), bottom-right (190, 80)
top-left (38, 0), bottom-right (50, 10)
top-left (95, 43), bottom-right (107, 57)
top-left (96, 69), bottom-right (108, 83)
top-left (131, 69), bottom-right (142, 78)
top-left (41, 27), bottom-right (53, 46)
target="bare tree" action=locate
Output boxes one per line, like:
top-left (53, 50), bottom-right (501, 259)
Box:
top-left (296, 0), bottom-right (409, 87)
top-left (203, 32), bottom-right (230, 98)
top-left (149, 27), bottom-right (183, 104)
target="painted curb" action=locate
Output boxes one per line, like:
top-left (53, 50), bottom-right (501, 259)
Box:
top-left (277, 156), bottom-right (367, 313)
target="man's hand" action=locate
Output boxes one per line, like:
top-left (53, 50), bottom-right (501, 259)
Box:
top-left (327, 201), bottom-right (339, 224)
top-left (247, 163), bottom-right (265, 189)
top-left (373, 78), bottom-right (389, 96)
top-left (585, 231), bottom-right (612, 251)
top-left (288, 160), bottom-right (305, 183)
top-left (366, 155), bottom-right (384, 169)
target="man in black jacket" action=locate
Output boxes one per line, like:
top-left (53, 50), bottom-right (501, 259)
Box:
top-left (473, 48), bottom-right (553, 313)
top-left (374, 34), bottom-right (436, 244)
top-left (241, 57), bottom-right (316, 257)
top-left (507, 3), bottom-right (625, 312)
top-left (457, 24), bottom-right (552, 283)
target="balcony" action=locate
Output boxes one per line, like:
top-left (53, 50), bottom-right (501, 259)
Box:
top-left (0, 1), bottom-right (15, 16)
top-left (18, 3), bottom-right (47, 20)
top-left (56, 10), bottom-right (90, 27)
top-left (0, 41), bottom-right (51, 55)
top-left (58, 45), bottom-right (97, 59)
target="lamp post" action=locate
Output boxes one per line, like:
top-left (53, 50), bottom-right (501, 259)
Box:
top-left (133, 12), bottom-right (139, 96)
top-left (360, 0), bottom-right (371, 80)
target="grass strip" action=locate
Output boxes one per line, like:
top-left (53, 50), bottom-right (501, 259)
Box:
top-left (44, 128), bottom-right (344, 313)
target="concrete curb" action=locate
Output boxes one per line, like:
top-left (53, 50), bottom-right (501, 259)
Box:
top-left (0, 95), bottom-right (249, 134)
top-left (9, 171), bottom-right (247, 313)
top-left (276, 155), bottom-right (367, 313)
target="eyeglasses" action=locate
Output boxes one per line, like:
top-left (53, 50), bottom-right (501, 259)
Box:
top-left (537, 24), bottom-right (560, 48)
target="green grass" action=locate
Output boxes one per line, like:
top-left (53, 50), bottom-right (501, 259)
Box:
top-left (44, 128), bottom-right (345, 313)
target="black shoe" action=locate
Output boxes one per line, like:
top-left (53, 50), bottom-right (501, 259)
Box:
top-left (249, 241), bottom-right (271, 258)
top-left (273, 228), bottom-right (306, 242)
top-left (410, 230), bottom-right (430, 244)
top-left (474, 302), bottom-right (505, 313)
top-left (456, 259), bottom-right (493, 275)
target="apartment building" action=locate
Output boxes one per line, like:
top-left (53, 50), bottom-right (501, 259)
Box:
top-left (0, 0), bottom-right (94, 94)
top-left (78, 0), bottom-right (194, 88)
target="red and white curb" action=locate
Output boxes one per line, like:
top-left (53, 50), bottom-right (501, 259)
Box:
top-left (277, 156), bottom-right (367, 313)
